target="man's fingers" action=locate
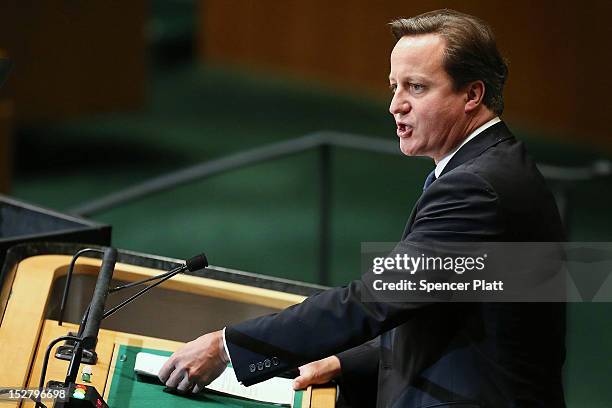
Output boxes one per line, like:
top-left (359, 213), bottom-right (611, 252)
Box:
top-left (176, 372), bottom-right (193, 392)
top-left (158, 358), bottom-right (175, 383)
top-left (165, 367), bottom-right (186, 389)
top-left (157, 330), bottom-right (227, 394)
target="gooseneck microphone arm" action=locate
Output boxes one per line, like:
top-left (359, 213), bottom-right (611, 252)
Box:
top-left (101, 253), bottom-right (208, 320)
top-left (58, 248), bottom-right (104, 326)
top-left (108, 268), bottom-right (179, 292)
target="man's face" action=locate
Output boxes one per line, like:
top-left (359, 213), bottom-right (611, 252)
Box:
top-left (389, 34), bottom-right (469, 161)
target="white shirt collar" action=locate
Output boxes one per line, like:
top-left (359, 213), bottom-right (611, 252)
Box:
top-left (434, 117), bottom-right (501, 178)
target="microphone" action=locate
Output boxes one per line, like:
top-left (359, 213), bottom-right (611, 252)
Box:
top-left (63, 247), bottom-right (117, 386)
top-left (185, 253), bottom-right (208, 272)
top-left (101, 253), bottom-right (208, 319)
top-left (81, 247), bottom-right (117, 349)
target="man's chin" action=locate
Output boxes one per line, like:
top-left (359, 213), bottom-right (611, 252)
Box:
top-left (399, 140), bottom-right (420, 157)
top-left (399, 141), bottom-right (433, 160)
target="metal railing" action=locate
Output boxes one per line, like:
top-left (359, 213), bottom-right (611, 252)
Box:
top-left (69, 131), bottom-right (612, 285)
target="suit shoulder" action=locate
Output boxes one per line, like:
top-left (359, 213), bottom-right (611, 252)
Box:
top-left (455, 138), bottom-right (548, 203)
top-left (447, 137), bottom-right (564, 240)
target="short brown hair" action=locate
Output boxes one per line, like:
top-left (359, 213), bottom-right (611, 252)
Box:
top-left (390, 9), bottom-right (508, 115)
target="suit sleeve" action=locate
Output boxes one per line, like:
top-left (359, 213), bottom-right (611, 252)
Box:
top-left (226, 170), bottom-right (501, 385)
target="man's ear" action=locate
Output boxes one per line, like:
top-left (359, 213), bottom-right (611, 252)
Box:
top-left (464, 80), bottom-right (486, 113)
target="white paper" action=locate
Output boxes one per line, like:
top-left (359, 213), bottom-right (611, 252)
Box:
top-left (134, 352), bottom-right (294, 406)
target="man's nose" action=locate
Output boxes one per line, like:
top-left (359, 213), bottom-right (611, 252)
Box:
top-left (389, 93), bottom-right (409, 116)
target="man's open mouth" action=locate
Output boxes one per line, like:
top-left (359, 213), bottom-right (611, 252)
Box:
top-left (396, 123), bottom-right (412, 138)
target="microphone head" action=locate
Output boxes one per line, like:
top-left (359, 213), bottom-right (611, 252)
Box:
top-left (185, 253), bottom-right (208, 272)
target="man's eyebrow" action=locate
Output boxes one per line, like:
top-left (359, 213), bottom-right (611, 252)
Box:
top-left (389, 74), bottom-right (429, 83)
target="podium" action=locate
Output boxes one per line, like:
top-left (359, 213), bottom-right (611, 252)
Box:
top-left (0, 243), bottom-right (335, 407)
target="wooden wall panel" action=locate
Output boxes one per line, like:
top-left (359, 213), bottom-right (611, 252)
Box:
top-left (0, 0), bottom-right (146, 121)
top-left (199, 0), bottom-right (611, 150)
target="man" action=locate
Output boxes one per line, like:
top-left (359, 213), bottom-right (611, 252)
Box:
top-left (160, 10), bottom-right (566, 407)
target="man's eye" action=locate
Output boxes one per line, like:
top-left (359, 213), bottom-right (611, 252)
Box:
top-left (389, 84), bottom-right (397, 94)
top-left (410, 83), bottom-right (425, 93)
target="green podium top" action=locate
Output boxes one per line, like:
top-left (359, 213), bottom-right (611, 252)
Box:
top-left (107, 345), bottom-right (303, 408)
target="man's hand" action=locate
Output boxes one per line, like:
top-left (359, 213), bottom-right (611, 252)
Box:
top-left (292, 356), bottom-right (341, 390)
top-left (158, 330), bottom-right (229, 393)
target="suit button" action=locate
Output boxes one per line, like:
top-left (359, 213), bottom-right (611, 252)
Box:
top-left (257, 362), bottom-right (264, 371)
top-left (264, 359), bottom-right (271, 368)
top-left (249, 364), bottom-right (256, 372)
top-left (271, 357), bottom-right (279, 366)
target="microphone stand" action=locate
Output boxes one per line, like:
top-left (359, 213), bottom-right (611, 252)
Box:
top-left (64, 247), bottom-right (117, 385)
top-left (40, 246), bottom-right (117, 408)
top-left (41, 250), bottom-right (208, 407)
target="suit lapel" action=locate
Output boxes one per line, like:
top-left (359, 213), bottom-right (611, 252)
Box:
top-left (440, 121), bottom-right (513, 177)
top-left (401, 121), bottom-right (514, 239)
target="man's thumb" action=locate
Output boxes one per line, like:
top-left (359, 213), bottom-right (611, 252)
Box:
top-left (293, 371), bottom-right (312, 390)
top-left (293, 376), bottom-right (305, 390)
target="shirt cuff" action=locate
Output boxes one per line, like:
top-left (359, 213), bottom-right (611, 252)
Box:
top-left (222, 327), bottom-right (233, 366)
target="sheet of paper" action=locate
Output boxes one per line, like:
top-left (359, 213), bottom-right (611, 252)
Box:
top-left (134, 352), bottom-right (294, 406)
top-left (206, 367), bottom-right (294, 405)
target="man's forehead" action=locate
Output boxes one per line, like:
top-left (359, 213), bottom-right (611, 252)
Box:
top-left (389, 34), bottom-right (446, 77)
top-left (393, 33), bottom-right (446, 55)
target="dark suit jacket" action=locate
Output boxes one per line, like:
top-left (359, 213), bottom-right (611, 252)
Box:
top-left (226, 122), bottom-right (566, 407)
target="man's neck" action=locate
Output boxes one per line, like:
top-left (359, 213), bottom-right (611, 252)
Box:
top-left (434, 111), bottom-right (497, 164)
